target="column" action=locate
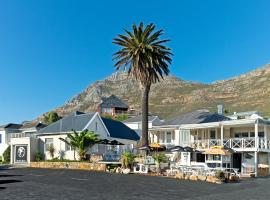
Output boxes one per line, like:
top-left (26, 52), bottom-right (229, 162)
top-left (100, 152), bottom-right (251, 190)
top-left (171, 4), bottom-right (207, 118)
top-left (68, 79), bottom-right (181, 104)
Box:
top-left (221, 124), bottom-right (224, 147)
top-left (264, 125), bottom-right (268, 149)
top-left (174, 130), bottom-right (180, 146)
top-left (255, 120), bottom-right (259, 177)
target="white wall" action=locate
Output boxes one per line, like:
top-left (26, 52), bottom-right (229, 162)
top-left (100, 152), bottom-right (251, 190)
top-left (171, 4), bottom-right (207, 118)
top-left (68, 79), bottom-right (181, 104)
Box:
top-left (38, 114), bottom-right (137, 160)
top-left (0, 130), bottom-right (8, 157)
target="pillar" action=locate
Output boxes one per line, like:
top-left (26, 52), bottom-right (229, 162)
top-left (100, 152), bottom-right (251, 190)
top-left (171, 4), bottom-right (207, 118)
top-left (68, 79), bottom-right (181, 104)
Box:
top-left (255, 120), bottom-right (259, 177)
top-left (221, 124), bottom-right (224, 147)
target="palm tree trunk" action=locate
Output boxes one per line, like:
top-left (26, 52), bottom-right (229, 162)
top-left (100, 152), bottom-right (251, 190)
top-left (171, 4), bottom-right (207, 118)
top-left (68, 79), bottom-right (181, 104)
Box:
top-left (141, 84), bottom-right (150, 148)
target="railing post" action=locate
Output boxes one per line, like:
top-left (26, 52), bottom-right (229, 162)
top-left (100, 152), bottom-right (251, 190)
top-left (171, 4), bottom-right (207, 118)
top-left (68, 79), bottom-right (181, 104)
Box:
top-left (229, 139), bottom-right (232, 148)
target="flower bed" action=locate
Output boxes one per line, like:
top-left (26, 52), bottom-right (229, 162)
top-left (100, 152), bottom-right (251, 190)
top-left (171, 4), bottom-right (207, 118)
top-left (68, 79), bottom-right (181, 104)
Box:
top-left (30, 161), bottom-right (106, 171)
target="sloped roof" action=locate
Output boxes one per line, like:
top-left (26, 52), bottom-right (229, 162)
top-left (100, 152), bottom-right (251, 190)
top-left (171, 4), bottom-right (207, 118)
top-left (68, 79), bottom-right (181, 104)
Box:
top-left (102, 118), bottom-right (140, 141)
top-left (100, 95), bottom-right (129, 109)
top-left (2, 123), bottom-right (23, 129)
top-left (38, 112), bottom-right (95, 134)
top-left (161, 110), bottom-right (230, 126)
top-left (21, 121), bottom-right (47, 129)
top-left (124, 115), bottom-right (158, 123)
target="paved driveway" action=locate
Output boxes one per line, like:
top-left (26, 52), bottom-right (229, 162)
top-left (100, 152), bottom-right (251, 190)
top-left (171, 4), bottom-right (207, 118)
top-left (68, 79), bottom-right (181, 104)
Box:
top-left (0, 168), bottom-right (269, 200)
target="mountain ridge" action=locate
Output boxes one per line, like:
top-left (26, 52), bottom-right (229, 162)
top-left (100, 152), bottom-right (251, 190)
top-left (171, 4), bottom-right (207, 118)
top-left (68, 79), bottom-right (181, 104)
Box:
top-left (46, 63), bottom-right (270, 120)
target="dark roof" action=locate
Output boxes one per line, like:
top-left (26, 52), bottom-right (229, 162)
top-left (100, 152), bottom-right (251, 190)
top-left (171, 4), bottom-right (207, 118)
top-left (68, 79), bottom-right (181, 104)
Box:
top-left (124, 115), bottom-right (159, 123)
top-left (2, 123), bottom-right (23, 129)
top-left (100, 95), bottom-right (129, 109)
top-left (38, 112), bottom-right (95, 134)
top-left (21, 122), bottom-right (47, 129)
top-left (161, 110), bottom-right (230, 126)
top-left (102, 118), bottom-right (140, 141)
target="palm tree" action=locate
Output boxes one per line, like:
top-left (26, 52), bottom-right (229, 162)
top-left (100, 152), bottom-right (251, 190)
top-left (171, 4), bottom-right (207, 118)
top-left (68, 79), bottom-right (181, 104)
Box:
top-left (113, 22), bottom-right (172, 147)
top-left (59, 130), bottom-right (99, 161)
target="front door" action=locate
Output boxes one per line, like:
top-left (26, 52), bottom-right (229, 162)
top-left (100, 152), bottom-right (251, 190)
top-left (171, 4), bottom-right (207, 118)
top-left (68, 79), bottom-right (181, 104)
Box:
top-left (232, 153), bottom-right (242, 172)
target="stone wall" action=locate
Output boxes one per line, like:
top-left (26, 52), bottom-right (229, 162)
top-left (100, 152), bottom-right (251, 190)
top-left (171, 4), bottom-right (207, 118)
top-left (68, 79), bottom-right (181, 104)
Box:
top-left (30, 162), bottom-right (106, 171)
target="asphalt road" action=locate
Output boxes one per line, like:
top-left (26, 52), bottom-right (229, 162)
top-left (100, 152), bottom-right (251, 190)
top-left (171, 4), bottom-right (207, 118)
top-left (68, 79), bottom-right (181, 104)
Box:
top-left (0, 168), bottom-right (269, 200)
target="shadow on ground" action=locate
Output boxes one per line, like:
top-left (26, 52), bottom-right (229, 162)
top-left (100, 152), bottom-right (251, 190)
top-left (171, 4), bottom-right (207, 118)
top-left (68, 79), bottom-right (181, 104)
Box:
top-left (0, 180), bottom-right (23, 185)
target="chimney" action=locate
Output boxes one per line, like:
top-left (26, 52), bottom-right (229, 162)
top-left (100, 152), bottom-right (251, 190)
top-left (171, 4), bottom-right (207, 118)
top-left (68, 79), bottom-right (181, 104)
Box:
top-left (217, 105), bottom-right (224, 115)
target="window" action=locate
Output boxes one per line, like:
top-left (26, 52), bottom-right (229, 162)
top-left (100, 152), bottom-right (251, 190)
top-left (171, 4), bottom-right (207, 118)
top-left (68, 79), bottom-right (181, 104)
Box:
top-left (160, 133), bottom-right (165, 143)
top-left (210, 130), bottom-right (216, 139)
top-left (259, 132), bottom-right (264, 138)
top-left (0, 134), bottom-right (2, 144)
top-left (45, 138), bottom-right (53, 151)
top-left (95, 122), bottom-right (98, 131)
top-left (234, 133), bottom-right (240, 138)
top-left (64, 138), bottom-right (72, 151)
top-left (250, 132), bottom-right (255, 137)
top-left (166, 132), bottom-right (172, 143)
top-left (242, 132), bottom-right (248, 137)
top-left (234, 132), bottom-right (249, 138)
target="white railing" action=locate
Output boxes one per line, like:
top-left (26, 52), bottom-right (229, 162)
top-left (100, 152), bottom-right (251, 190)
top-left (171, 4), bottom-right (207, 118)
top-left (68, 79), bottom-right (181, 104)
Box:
top-left (192, 137), bottom-right (270, 150)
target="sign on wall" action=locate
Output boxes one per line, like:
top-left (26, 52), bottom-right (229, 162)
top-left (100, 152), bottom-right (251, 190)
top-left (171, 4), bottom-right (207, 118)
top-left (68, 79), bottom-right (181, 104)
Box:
top-left (15, 145), bottom-right (28, 163)
top-left (180, 152), bottom-right (191, 166)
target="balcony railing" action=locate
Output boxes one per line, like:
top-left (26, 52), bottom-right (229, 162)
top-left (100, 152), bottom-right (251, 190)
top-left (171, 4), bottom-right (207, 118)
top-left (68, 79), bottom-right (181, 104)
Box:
top-left (192, 137), bottom-right (270, 150)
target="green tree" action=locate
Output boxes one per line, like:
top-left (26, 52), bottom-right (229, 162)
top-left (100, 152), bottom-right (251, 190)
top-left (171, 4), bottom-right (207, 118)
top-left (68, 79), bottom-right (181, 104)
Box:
top-left (59, 130), bottom-right (99, 161)
top-left (43, 111), bottom-right (61, 125)
top-left (113, 22), bottom-right (172, 148)
top-left (3, 146), bottom-right (11, 163)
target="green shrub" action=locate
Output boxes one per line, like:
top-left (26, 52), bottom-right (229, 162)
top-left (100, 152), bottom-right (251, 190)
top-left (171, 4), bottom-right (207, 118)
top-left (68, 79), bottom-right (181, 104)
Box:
top-left (3, 146), bottom-right (11, 163)
top-left (152, 153), bottom-right (167, 173)
top-left (35, 152), bottom-right (44, 161)
top-left (121, 151), bottom-right (135, 169)
top-left (115, 114), bottom-right (128, 121)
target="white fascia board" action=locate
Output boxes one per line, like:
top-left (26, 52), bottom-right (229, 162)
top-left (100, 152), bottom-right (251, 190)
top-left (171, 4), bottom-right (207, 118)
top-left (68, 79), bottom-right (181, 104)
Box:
top-left (150, 126), bottom-right (178, 131)
top-left (222, 119), bottom-right (256, 126)
top-left (95, 112), bottom-right (111, 137)
top-left (179, 122), bottom-right (221, 130)
top-left (82, 112), bottom-right (98, 131)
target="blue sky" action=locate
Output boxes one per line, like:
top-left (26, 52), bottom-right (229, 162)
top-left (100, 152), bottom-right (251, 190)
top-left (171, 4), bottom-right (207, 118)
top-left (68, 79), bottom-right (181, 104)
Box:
top-left (0, 0), bottom-right (270, 124)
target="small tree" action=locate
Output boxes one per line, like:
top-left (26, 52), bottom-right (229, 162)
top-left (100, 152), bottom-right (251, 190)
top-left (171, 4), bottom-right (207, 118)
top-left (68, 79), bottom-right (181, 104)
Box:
top-left (59, 130), bottom-right (99, 161)
top-left (43, 111), bottom-right (62, 125)
top-left (3, 146), bottom-right (11, 163)
top-left (152, 153), bottom-right (167, 174)
top-left (48, 145), bottom-right (55, 159)
top-left (35, 151), bottom-right (44, 161)
top-left (121, 151), bottom-right (135, 169)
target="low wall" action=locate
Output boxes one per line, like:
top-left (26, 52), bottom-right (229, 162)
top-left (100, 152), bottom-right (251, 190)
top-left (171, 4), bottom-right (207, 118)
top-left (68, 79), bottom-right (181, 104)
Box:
top-left (30, 162), bottom-right (106, 171)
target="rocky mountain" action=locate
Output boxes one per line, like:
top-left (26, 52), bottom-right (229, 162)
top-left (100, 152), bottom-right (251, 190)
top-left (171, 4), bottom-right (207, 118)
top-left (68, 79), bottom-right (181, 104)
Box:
top-left (51, 64), bottom-right (270, 119)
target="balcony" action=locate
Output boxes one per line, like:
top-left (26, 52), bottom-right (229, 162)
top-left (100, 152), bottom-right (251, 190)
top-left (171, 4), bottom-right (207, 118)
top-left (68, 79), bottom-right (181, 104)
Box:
top-left (192, 137), bottom-right (270, 151)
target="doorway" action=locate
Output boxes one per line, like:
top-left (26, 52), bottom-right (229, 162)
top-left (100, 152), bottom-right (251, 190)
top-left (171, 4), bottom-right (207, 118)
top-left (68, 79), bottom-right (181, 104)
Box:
top-left (232, 153), bottom-right (242, 172)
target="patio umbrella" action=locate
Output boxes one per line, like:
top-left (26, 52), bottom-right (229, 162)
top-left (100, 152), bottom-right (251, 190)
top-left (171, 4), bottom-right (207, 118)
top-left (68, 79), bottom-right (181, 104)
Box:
top-left (168, 146), bottom-right (185, 152)
top-left (202, 146), bottom-right (234, 155)
top-left (183, 146), bottom-right (195, 152)
top-left (109, 140), bottom-right (124, 145)
top-left (98, 139), bottom-right (111, 144)
top-left (149, 143), bottom-right (166, 151)
top-left (138, 146), bottom-right (151, 151)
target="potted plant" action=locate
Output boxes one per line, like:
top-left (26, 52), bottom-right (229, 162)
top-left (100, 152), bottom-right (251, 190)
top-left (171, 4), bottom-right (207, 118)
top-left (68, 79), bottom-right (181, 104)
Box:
top-left (121, 151), bottom-right (135, 174)
top-left (152, 152), bottom-right (167, 175)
